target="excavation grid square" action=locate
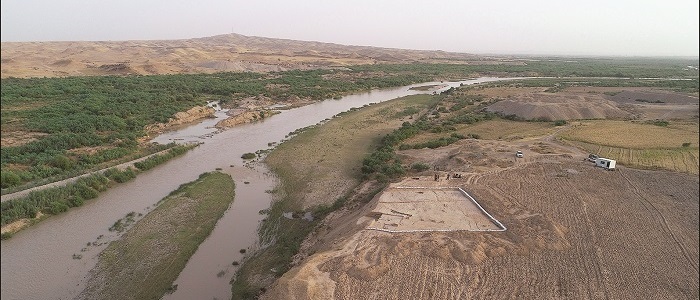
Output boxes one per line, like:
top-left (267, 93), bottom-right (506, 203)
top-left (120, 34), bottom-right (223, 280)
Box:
top-left (367, 187), bottom-right (504, 232)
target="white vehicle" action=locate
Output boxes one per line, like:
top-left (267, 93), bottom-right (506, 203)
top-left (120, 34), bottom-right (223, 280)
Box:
top-left (595, 158), bottom-right (616, 170)
top-left (516, 151), bottom-right (524, 158)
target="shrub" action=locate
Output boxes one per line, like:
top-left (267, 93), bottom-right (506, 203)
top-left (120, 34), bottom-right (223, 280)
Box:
top-left (553, 120), bottom-right (568, 126)
top-left (50, 155), bottom-right (74, 170)
top-left (682, 142), bottom-right (692, 147)
top-left (134, 145), bottom-right (194, 171)
top-left (48, 201), bottom-right (69, 214)
top-left (398, 144), bottom-right (412, 150)
top-left (1, 232), bottom-right (13, 240)
top-left (1, 171), bottom-right (21, 189)
top-left (105, 168), bottom-right (136, 183)
top-left (466, 133), bottom-right (481, 139)
top-left (646, 120), bottom-right (669, 127)
top-left (75, 184), bottom-right (99, 200)
top-left (69, 195), bottom-right (85, 207)
top-left (241, 153), bottom-right (256, 159)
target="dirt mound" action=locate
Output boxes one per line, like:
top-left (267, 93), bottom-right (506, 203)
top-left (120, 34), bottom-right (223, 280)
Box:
top-left (263, 169), bottom-right (571, 299)
top-left (486, 92), bottom-right (630, 120)
top-left (397, 138), bottom-right (577, 174)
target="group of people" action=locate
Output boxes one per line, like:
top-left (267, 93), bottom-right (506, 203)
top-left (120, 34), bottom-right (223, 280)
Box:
top-left (433, 172), bottom-right (463, 181)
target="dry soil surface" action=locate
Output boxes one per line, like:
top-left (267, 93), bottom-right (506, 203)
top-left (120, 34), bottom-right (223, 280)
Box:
top-left (1, 33), bottom-right (486, 78)
top-left (605, 90), bottom-right (699, 120)
top-left (485, 92), bottom-right (630, 121)
top-left (263, 136), bottom-right (699, 300)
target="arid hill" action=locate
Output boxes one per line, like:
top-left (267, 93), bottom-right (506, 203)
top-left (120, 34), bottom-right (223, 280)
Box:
top-left (485, 92), bottom-right (631, 121)
top-left (0, 33), bottom-right (497, 78)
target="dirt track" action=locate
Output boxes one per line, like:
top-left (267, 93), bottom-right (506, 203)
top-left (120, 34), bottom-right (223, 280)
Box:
top-left (263, 139), bottom-right (699, 299)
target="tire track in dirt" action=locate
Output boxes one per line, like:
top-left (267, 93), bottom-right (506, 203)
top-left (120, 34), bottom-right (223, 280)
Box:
top-left (669, 152), bottom-right (679, 172)
top-left (628, 148), bottom-right (632, 165)
top-left (618, 168), bottom-right (700, 274)
top-left (545, 174), bottom-right (609, 299)
top-left (580, 199), bottom-right (611, 299)
top-left (689, 151), bottom-right (699, 173)
top-left (678, 151), bottom-right (689, 173)
top-left (681, 150), bottom-right (693, 173)
top-left (618, 147), bottom-right (624, 162)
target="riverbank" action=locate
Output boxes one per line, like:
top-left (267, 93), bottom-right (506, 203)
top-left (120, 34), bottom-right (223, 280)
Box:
top-left (231, 94), bottom-right (440, 298)
top-left (77, 172), bottom-right (235, 300)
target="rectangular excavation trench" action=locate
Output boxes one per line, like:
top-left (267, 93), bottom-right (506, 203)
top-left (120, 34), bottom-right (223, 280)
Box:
top-left (366, 187), bottom-right (506, 233)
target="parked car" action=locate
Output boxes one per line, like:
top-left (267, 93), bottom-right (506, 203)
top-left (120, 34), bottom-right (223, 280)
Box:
top-left (588, 154), bottom-right (599, 162)
top-left (516, 150), bottom-right (524, 158)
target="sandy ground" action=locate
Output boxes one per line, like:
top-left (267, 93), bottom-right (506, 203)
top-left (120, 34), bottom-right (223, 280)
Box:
top-left (262, 128), bottom-right (699, 299)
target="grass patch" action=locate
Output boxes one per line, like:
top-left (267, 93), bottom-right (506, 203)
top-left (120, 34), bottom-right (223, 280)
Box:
top-left (79, 172), bottom-right (235, 300)
top-left (560, 120), bottom-right (699, 149)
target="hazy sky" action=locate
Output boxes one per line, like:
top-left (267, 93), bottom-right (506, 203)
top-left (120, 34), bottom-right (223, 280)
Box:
top-left (1, 0), bottom-right (698, 56)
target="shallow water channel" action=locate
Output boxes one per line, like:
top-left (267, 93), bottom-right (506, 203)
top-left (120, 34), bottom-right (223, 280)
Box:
top-left (0, 77), bottom-right (514, 300)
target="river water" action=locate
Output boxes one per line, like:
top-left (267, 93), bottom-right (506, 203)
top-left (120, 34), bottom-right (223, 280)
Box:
top-left (0, 77), bottom-right (514, 300)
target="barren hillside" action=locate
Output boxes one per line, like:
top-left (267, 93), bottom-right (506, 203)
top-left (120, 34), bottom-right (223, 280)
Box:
top-left (0, 33), bottom-right (492, 78)
top-left (485, 92), bottom-right (631, 121)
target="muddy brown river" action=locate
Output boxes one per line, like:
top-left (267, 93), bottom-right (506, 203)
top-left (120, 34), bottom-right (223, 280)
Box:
top-left (0, 78), bottom-right (514, 300)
